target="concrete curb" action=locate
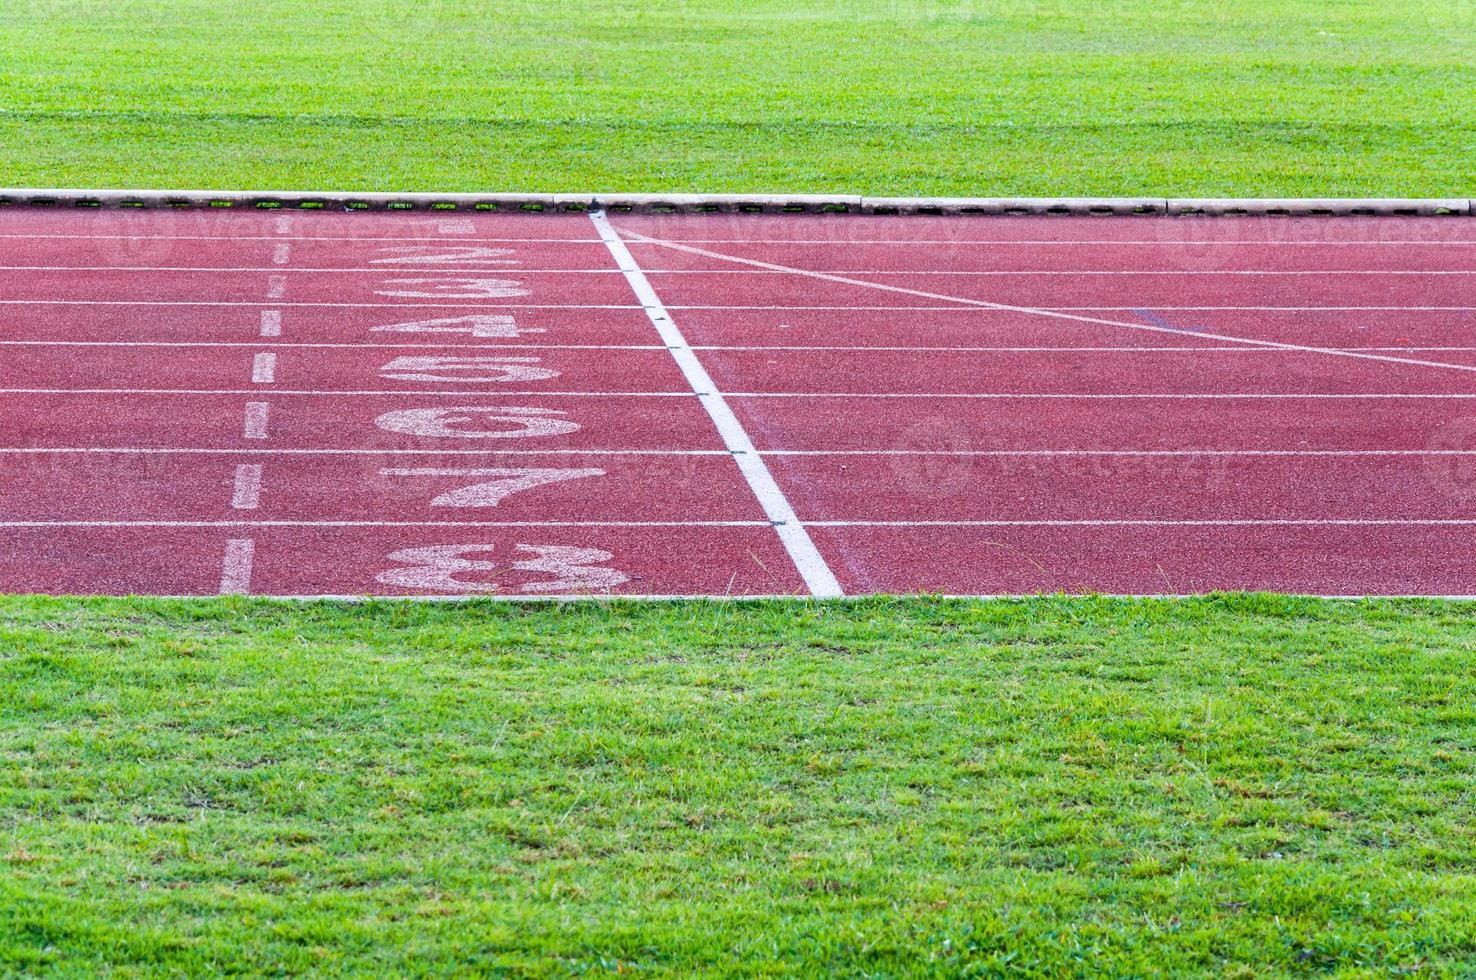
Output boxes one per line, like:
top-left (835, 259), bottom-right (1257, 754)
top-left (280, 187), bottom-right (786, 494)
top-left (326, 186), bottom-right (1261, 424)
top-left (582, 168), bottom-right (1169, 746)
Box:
top-left (0, 189), bottom-right (1470, 216)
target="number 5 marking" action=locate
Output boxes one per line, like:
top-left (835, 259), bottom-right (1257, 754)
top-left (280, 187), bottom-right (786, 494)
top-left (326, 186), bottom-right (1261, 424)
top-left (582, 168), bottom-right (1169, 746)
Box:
top-left (379, 467), bottom-right (604, 507)
top-left (379, 356), bottom-right (560, 384)
top-left (376, 543), bottom-right (629, 593)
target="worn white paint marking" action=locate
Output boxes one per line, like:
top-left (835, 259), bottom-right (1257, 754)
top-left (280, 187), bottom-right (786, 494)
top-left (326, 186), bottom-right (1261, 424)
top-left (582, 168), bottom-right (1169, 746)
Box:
top-left (371, 246), bottom-right (519, 266)
top-left (231, 464), bottom-right (262, 509)
top-left (617, 230), bottom-right (1476, 378)
top-left (273, 215), bottom-right (292, 235)
top-left (380, 467), bottom-right (605, 507)
top-left (259, 310), bottom-right (282, 337)
top-left (376, 278), bottom-right (529, 299)
top-left (370, 314), bottom-right (543, 338)
top-left (219, 538), bottom-right (255, 595)
top-left (379, 355), bottom-right (559, 383)
top-left (437, 219), bottom-right (477, 235)
top-left (243, 401), bottom-right (270, 439)
top-left (375, 406), bottom-right (580, 438)
top-left (272, 243), bottom-right (292, 266)
top-left (265, 275), bottom-right (287, 299)
top-left (377, 543), bottom-right (629, 594)
top-left (251, 352), bottom-right (277, 384)
top-left (590, 209), bottom-right (843, 599)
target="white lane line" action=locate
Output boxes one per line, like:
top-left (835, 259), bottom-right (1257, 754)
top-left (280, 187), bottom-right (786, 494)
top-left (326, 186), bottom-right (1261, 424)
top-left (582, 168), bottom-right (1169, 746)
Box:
top-left (251, 353), bottom-right (277, 384)
top-left (272, 243), bottom-right (292, 266)
top-left (0, 301), bottom-right (639, 309)
top-left (265, 275), bottom-right (287, 299)
top-left (590, 209), bottom-right (843, 599)
top-left (3, 520), bottom-right (773, 528)
top-left (5, 518), bottom-right (1476, 529)
top-left (0, 234), bottom-right (605, 244)
top-left (8, 265), bottom-right (1476, 276)
top-left (4, 234), bottom-right (1471, 247)
top-left (617, 230), bottom-right (1476, 378)
top-left (805, 519), bottom-right (1476, 527)
top-left (2, 447), bottom-right (1471, 458)
top-left (0, 388), bottom-right (694, 396)
top-left (259, 310), bottom-right (282, 337)
top-left (3, 339), bottom-right (1475, 355)
top-left (0, 340), bottom-right (667, 350)
top-left (7, 388), bottom-right (1476, 399)
top-left (231, 464), bottom-right (262, 509)
top-left (661, 305), bottom-right (1476, 312)
top-left (243, 401), bottom-right (270, 439)
top-left (219, 538), bottom-right (255, 595)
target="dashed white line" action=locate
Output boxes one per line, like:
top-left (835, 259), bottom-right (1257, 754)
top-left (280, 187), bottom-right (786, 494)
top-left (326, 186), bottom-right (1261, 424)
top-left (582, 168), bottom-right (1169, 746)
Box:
top-left (258, 310), bottom-right (282, 337)
top-left (251, 353), bottom-right (277, 384)
top-left (243, 401), bottom-right (270, 439)
top-left (231, 464), bottom-right (262, 509)
top-left (219, 538), bottom-right (255, 595)
top-left (591, 209), bottom-right (844, 599)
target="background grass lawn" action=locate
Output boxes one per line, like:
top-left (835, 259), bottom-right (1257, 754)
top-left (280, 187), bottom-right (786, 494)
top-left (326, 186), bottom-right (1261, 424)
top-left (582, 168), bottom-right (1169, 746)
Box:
top-left (4, 595), bottom-right (1476, 975)
top-left (1, 0), bottom-right (1473, 196)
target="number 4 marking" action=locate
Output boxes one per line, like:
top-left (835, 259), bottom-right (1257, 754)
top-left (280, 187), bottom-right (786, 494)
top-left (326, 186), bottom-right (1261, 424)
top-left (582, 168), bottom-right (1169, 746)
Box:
top-left (370, 314), bottom-right (544, 339)
top-left (376, 543), bottom-right (628, 594)
top-left (380, 467), bottom-right (604, 507)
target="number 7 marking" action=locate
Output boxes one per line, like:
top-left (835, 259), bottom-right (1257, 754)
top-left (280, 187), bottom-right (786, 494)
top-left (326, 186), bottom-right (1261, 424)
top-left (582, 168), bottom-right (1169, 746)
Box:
top-left (379, 467), bottom-right (605, 507)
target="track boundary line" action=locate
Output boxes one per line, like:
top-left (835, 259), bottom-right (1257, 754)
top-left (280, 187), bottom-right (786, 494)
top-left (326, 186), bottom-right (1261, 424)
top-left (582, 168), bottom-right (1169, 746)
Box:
top-left (1, 189), bottom-right (1471, 216)
top-left (589, 208), bottom-right (844, 598)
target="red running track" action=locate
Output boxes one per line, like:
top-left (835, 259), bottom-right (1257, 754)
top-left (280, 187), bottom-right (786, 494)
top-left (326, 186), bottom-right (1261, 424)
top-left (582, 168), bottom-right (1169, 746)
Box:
top-left (2, 207), bottom-right (1476, 597)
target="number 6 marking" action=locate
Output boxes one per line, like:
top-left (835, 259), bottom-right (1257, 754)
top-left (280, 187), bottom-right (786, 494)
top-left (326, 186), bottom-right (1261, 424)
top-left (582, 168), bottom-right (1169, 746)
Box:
top-left (376, 543), bottom-right (628, 593)
top-left (375, 407), bottom-right (579, 438)
top-left (380, 467), bottom-right (605, 507)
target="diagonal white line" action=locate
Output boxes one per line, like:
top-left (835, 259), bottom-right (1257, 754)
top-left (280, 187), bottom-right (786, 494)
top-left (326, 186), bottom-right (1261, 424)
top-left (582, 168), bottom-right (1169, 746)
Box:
top-left (617, 229), bottom-right (1476, 377)
top-left (590, 210), bottom-right (843, 598)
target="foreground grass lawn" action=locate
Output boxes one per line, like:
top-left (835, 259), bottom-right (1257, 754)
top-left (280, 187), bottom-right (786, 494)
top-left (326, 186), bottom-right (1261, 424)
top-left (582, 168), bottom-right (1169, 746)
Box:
top-left (2, 1), bottom-right (1473, 197)
top-left (2, 596), bottom-right (1475, 975)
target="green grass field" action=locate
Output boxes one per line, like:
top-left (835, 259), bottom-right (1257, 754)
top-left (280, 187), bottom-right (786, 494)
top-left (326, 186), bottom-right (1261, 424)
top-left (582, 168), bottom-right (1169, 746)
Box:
top-left (2, 0), bottom-right (1474, 196)
top-left (5, 596), bottom-right (1476, 975)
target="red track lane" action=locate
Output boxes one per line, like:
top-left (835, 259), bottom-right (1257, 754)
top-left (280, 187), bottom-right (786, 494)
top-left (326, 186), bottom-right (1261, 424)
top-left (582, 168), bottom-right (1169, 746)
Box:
top-left (0, 452), bottom-right (759, 522)
top-left (665, 309), bottom-right (1476, 351)
top-left (5, 208), bottom-right (1476, 597)
top-left (701, 349), bottom-right (1476, 395)
top-left (727, 397), bottom-right (1476, 452)
top-left (0, 306), bottom-right (654, 345)
top-left (0, 269), bottom-right (634, 306)
top-left (768, 454), bottom-right (1476, 521)
top-left (643, 271), bottom-right (1476, 311)
top-left (628, 241), bottom-right (1476, 274)
top-left (0, 346), bottom-right (688, 393)
top-left (811, 525), bottom-right (1476, 596)
top-left (0, 393), bottom-right (714, 450)
top-left (0, 238), bottom-right (614, 270)
top-left (0, 526), bottom-right (802, 596)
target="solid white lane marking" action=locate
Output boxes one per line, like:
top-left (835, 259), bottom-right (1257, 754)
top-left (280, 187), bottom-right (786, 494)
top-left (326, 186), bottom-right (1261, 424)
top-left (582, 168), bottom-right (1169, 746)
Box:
top-left (3, 520), bottom-right (771, 528)
top-left (618, 230), bottom-right (1476, 377)
top-left (272, 243), bottom-right (292, 265)
top-left (1, 447), bottom-right (1471, 458)
top-left (265, 275), bottom-right (286, 299)
top-left (231, 464), bottom-right (262, 509)
top-left (251, 353), bottom-right (277, 383)
top-left (6, 265), bottom-right (1476, 276)
top-left (219, 538), bottom-right (255, 595)
top-left (243, 401), bottom-right (270, 439)
top-left (590, 209), bottom-right (844, 599)
top-left (5, 388), bottom-right (1476, 399)
top-left (1, 234), bottom-right (1470, 246)
top-left (2, 339), bottom-right (1475, 355)
top-left (0, 301), bottom-right (638, 309)
top-left (259, 310), bottom-right (282, 337)
top-left (5, 518), bottom-right (1476, 529)
top-left (0, 233), bottom-right (604, 244)
top-left (660, 305), bottom-right (1476, 312)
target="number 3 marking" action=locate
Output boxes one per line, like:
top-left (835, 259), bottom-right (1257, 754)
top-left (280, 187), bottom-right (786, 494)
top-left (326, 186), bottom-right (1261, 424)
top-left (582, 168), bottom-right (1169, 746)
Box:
top-left (376, 543), bottom-right (629, 594)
